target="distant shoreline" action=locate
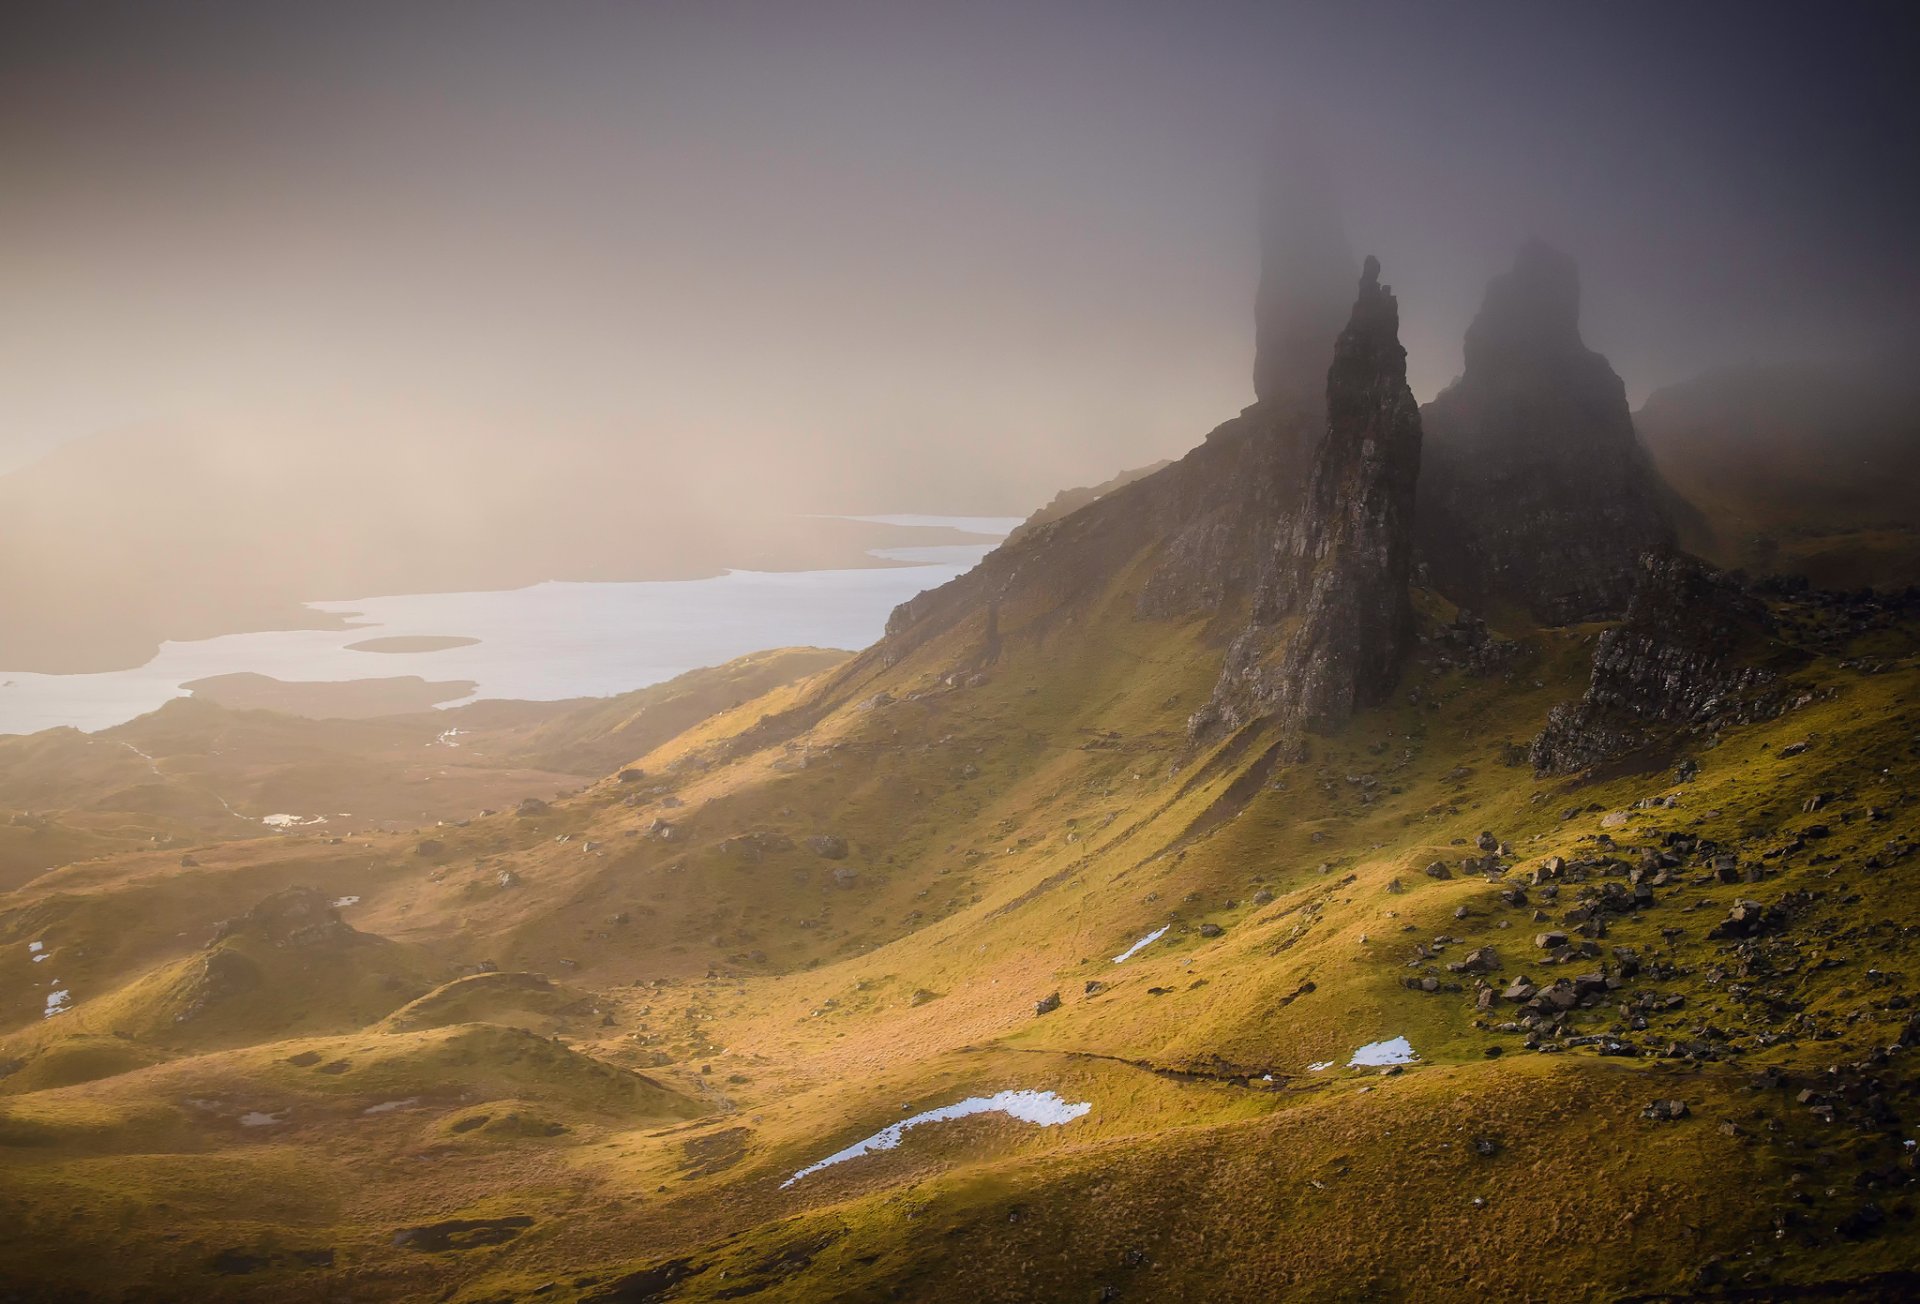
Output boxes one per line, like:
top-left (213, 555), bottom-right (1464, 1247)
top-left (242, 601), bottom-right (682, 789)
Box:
top-left (0, 515), bottom-right (1009, 677)
top-left (345, 635), bottom-right (481, 654)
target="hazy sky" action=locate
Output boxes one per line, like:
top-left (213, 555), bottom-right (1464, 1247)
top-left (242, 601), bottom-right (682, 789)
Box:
top-left (4, 1), bottom-right (1916, 505)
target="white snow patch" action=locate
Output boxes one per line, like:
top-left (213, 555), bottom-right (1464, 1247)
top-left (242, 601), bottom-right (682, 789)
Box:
top-left (1307, 1061), bottom-right (1334, 1072)
top-left (239, 1111), bottom-right (288, 1127)
top-left (362, 1098), bottom-right (420, 1115)
top-left (1348, 1036), bottom-right (1417, 1067)
top-left (332, 895), bottom-right (361, 908)
top-left (28, 941), bottom-right (43, 954)
top-left (44, 988), bottom-right (71, 1017)
top-left (435, 729), bottom-right (465, 747)
top-left (261, 813), bottom-right (327, 828)
top-left (1111, 926), bottom-right (1168, 964)
top-left (782, 1089), bottom-right (1090, 1188)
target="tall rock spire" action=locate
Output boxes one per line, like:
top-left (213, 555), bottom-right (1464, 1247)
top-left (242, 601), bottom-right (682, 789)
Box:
top-left (1194, 256), bottom-right (1424, 737)
top-left (1417, 241), bottom-right (1672, 623)
top-left (1252, 145), bottom-right (1357, 409)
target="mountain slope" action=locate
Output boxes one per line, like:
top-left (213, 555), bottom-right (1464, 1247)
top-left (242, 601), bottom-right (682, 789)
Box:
top-left (4, 251), bottom-right (1920, 1303)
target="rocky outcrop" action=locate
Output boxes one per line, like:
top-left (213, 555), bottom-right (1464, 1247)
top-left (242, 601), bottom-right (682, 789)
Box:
top-left (1531, 551), bottom-right (1781, 774)
top-left (1193, 257), bottom-right (1423, 736)
top-left (1418, 242), bottom-right (1671, 624)
top-left (872, 260), bottom-right (1423, 749)
top-left (207, 886), bottom-right (359, 949)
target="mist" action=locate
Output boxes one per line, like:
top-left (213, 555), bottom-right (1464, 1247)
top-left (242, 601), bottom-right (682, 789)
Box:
top-left (3, 0), bottom-right (1917, 672)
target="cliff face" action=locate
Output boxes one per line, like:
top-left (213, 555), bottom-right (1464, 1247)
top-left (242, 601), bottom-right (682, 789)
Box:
top-left (871, 262), bottom-right (1422, 751)
top-left (1530, 550), bottom-right (1781, 774)
top-left (1194, 256), bottom-right (1424, 736)
top-left (1418, 242), bottom-right (1671, 624)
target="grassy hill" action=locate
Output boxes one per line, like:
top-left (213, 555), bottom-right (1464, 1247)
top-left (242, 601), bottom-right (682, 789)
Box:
top-left (2, 530), bottom-right (1916, 1299)
top-left (0, 650), bottom-right (846, 894)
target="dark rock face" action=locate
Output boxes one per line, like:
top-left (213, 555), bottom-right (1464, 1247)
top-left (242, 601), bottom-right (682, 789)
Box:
top-left (1194, 257), bottom-right (1424, 736)
top-left (1418, 242), bottom-right (1671, 624)
top-left (1531, 551), bottom-right (1781, 774)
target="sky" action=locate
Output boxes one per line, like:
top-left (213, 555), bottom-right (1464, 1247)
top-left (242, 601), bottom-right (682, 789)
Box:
top-left (4, 0), bottom-right (1917, 506)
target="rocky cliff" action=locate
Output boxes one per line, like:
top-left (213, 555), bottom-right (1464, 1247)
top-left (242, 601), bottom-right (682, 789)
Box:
top-left (1418, 242), bottom-right (1671, 624)
top-left (1193, 256), bottom-right (1423, 736)
top-left (867, 258), bottom-right (1422, 754)
top-left (1531, 550), bottom-right (1782, 774)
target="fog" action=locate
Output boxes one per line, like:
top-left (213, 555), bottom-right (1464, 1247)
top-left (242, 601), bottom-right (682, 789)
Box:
top-left (2, 1), bottom-right (1916, 669)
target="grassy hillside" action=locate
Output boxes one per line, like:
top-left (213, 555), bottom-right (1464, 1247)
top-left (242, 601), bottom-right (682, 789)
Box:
top-left (0, 650), bottom-right (844, 894)
top-left (2, 544), bottom-right (1916, 1300)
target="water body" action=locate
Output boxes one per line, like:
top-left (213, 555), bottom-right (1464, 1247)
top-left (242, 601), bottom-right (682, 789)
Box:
top-left (782, 1089), bottom-right (1091, 1188)
top-left (0, 516), bottom-right (1011, 735)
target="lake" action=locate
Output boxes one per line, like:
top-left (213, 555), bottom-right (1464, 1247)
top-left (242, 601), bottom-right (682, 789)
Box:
top-left (0, 516), bottom-right (1015, 736)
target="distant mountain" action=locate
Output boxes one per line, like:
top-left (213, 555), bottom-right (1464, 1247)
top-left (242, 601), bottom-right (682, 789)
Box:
top-left (1637, 356), bottom-right (1920, 588)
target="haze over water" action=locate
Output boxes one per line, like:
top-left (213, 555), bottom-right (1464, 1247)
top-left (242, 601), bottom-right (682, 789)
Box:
top-left (0, 518), bottom-right (1009, 735)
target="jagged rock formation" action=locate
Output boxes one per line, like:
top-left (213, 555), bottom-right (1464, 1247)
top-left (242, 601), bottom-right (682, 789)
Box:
top-left (1531, 551), bottom-right (1783, 773)
top-left (1252, 147), bottom-right (1358, 409)
top-left (869, 151), bottom-right (1359, 676)
top-left (1418, 242), bottom-right (1671, 624)
top-left (869, 260), bottom-right (1422, 752)
top-left (1194, 256), bottom-right (1424, 736)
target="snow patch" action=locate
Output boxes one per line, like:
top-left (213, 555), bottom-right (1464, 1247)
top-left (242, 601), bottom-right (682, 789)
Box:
top-left (1307, 1061), bottom-right (1333, 1072)
top-left (782, 1089), bottom-right (1091, 1189)
top-left (332, 895), bottom-right (361, 908)
top-left (239, 1111), bottom-right (288, 1127)
top-left (362, 1098), bottom-right (420, 1115)
top-left (1112, 926), bottom-right (1168, 964)
top-left (261, 814), bottom-right (327, 828)
top-left (1348, 1036), bottom-right (1417, 1067)
top-left (44, 988), bottom-right (70, 1017)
